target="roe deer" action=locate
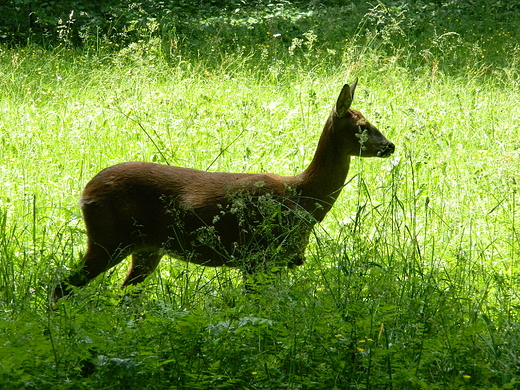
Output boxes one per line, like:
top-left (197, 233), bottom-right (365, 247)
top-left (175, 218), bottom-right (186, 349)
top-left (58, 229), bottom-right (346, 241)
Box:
top-left (53, 79), bottom-right (394, 303)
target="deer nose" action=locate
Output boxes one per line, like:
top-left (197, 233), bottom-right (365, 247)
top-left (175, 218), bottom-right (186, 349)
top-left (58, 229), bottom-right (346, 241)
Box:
top-left (377, 143), bottom-right (395, 157)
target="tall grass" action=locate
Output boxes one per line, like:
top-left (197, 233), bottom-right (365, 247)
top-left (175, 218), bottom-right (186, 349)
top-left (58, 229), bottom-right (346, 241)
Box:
top-left (1, 3), bottom-right (520, 388)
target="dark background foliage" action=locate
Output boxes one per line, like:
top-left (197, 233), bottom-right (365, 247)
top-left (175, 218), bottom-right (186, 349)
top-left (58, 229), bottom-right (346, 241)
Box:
top-left (1, 1), bottom-right (520, 389)
top-left (1, 0), bottom-right (519, 47)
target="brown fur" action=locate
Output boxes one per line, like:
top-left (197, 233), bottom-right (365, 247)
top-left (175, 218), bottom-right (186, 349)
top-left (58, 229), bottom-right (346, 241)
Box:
top-left (53, 80), bottom-right (395, 303)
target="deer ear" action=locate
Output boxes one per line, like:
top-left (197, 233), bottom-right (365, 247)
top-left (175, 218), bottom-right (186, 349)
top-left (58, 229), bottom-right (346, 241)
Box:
top-left (334, 83), bottom-right (354, 118)
top-left (349, 77), bottom-right (358, 99)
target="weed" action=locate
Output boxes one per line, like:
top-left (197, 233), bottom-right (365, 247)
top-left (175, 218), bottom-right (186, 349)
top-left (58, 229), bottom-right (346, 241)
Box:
top-left (0, 2), bottom-right (520, 388)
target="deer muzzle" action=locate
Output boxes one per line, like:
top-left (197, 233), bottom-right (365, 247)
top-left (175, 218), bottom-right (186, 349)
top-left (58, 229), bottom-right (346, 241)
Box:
top-left (377, 143), bottom-right (395, 158)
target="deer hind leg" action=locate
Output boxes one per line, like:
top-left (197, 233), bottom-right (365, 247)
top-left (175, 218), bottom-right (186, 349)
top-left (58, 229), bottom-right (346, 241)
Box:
top-left (121, 250), bottom-right (163, 287)
top-left (53, 239), bottom-right (131, 302)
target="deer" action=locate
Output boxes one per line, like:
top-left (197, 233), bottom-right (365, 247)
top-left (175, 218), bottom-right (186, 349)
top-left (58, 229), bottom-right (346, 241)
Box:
top-left (53, 79), bottom-right (395, 305)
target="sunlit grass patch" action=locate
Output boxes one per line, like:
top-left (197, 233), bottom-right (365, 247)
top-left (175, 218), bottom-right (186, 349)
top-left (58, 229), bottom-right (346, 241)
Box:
top-left (0, 3), bottom-right (520, 388)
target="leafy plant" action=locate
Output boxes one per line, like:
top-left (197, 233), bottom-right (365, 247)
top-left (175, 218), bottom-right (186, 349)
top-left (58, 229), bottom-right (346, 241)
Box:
top-left (0, 1), bottom-right (520, 389)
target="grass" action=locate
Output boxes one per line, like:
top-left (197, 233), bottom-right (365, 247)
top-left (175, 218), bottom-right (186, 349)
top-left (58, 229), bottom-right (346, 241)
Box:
top-left (1, 2), bottom-right (520, 389)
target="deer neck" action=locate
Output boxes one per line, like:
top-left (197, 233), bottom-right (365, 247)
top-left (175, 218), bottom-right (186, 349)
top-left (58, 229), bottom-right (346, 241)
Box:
top-left (292, 120), bottom-right (352, 221)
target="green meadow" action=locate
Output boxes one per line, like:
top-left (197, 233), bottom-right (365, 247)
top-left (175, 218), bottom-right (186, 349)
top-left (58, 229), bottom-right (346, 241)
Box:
top-left (0, 2), bottom-right (519, 388)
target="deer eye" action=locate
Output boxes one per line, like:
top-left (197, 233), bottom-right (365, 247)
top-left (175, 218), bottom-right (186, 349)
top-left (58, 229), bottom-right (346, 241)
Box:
top-left (357, 124), bottom-right (367, 133)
